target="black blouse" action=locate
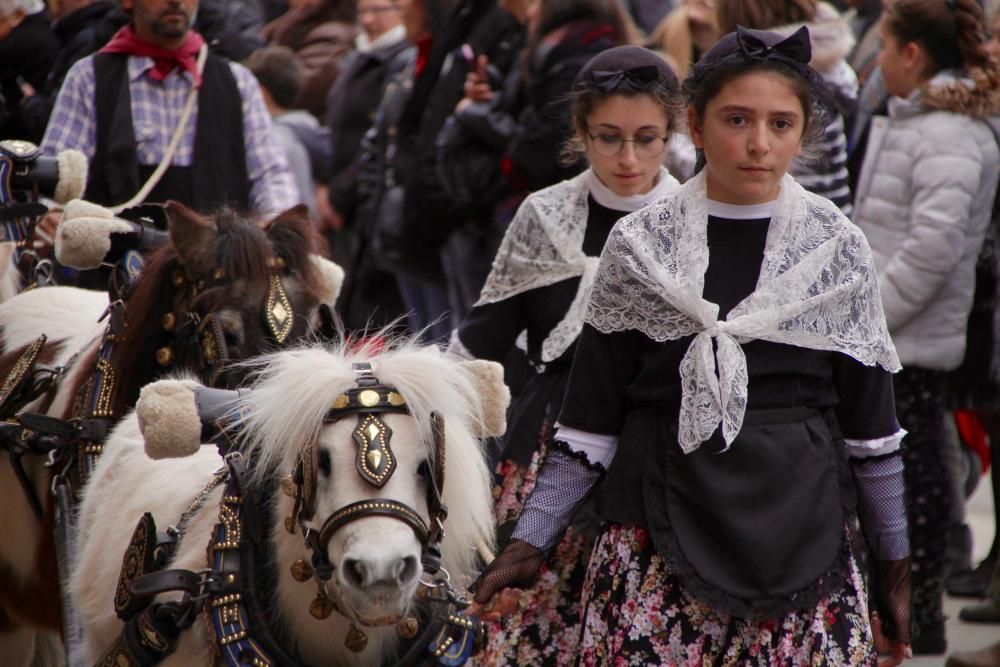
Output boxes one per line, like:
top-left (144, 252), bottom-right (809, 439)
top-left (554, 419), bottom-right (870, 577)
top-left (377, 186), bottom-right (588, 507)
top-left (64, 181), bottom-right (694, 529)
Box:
top-left (558, 214), bottom-right (899, 525)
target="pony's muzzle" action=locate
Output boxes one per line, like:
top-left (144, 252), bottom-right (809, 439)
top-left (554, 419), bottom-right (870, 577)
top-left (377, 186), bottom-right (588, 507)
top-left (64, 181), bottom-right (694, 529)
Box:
top-left (342, 554), bottom-right (420, 590)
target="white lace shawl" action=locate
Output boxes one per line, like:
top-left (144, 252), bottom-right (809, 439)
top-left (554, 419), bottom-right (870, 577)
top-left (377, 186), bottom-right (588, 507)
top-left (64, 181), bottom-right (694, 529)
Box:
top-left (476, 168), bottom-right (679, 364)
top-left (586, 170), bottom-right (901, 453)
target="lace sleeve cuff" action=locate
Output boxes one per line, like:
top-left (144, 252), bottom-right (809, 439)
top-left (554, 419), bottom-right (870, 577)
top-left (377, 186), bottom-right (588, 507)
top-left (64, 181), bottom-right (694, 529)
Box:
top-left (553, 423), bottom-right (618, 469)
top-left (845, 428), bottom-right (906, 459)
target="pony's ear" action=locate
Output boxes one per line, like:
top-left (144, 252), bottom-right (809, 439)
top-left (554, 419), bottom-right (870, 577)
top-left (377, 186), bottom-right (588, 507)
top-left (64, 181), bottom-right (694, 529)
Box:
top-left (137, 379), bottom-right (204, 459)
top-left (459, 360), bottom-right (510, 438)
top-left (166, 200), bottom-right (217, 276)
top-left (261, 204), bottom-right (310, 229)
top-left (310, 255), bottom-right (345, 305)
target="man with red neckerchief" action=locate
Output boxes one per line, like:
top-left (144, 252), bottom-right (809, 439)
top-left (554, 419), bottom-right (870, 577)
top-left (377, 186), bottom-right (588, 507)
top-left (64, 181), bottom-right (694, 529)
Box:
top-left (40, 0), bottom-right (298, 216)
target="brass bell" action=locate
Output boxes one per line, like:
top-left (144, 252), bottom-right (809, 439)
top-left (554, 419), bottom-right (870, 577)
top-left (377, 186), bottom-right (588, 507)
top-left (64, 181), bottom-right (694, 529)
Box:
top-left (155, 346), bottom-right (173, 366)
top-left (396, 616), bottom-right (419, 640)
top-left (161, 312), bottom-right (176, 331)
top-left (345, 623), bottom-right (368, 652)
top-left (281, 476), bottom-right (295, 497)
top-left (290, 559), bottom-right (313, 582)
top-left (310, 593), bottom-right (334, 620)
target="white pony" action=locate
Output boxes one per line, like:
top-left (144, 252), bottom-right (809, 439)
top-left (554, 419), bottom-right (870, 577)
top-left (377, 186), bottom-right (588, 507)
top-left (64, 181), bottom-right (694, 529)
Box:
top-left (72, 340), bottom-right (507, 667)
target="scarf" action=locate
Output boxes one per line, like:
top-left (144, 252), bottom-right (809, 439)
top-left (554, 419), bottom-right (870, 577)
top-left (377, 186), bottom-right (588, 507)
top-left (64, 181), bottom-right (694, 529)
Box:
top-left (100, 25), bottom-right (205, 87)
top-left (585, 170), bottom-right (900, 452)
top-left (477, 167), bottom-right (679, 363)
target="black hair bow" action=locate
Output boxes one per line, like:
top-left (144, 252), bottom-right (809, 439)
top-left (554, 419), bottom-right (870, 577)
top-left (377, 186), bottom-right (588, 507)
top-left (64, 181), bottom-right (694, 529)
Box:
top-left (583, 64), bottom-right (662, 92)
top-left (735, 25), bottom-right (812, 66)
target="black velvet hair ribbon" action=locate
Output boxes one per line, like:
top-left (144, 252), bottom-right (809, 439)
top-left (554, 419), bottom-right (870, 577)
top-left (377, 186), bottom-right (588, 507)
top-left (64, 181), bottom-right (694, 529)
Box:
top-left (735, 25), bottom-right (812, 67)
top-left (584, 64), bottom-right (662, 92)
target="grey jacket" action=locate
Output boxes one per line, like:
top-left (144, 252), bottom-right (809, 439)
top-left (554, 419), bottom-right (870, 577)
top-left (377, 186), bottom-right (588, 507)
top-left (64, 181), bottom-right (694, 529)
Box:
top-left (854, 71), bottom-right (1000, 370)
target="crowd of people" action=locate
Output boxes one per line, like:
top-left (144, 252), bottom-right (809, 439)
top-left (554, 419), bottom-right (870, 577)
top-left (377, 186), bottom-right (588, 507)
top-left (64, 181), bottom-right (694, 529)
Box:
top-left (2, 0), bottom-right (1000, 664)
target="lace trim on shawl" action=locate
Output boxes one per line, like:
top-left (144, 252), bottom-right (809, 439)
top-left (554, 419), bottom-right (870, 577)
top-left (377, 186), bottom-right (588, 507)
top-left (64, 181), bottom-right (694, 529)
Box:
top-left (477, 169), bottom-right (679, 364)
top-left (586, 170), bottom-right (900, 452)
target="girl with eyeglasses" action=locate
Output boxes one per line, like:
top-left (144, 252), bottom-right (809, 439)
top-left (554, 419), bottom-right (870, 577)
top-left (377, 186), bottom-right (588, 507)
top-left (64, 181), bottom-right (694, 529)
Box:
top-left (853, 0), bottom-right (1000, 654)
top-left (474, 28), bottom-right (913, 666)
top-left (450, 46), bottom-right (682, 666)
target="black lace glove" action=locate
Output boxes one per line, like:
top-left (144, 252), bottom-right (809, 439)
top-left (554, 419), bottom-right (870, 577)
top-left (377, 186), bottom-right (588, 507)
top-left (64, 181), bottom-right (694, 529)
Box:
top-left (473, 442), bottom-right (605, 604)
top-left (851, 451), bottom-right (912, 643)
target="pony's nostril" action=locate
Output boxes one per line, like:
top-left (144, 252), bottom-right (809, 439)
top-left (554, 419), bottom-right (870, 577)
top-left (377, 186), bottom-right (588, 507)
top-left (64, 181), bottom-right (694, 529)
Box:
top-left (343, 558), bottom-right (368, 588)
top-left (395, 556), bottom-right (419, 586)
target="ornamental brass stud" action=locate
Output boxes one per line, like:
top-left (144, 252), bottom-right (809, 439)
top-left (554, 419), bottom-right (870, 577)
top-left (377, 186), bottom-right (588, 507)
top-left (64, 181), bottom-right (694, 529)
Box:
top-left (284, 516), bottom-right (296, 533)
top-left (310, 594), bottom-right (334, 620)
top-left (161, 313), bottom-right (176, 331)
top-left (172, 270), bottom-right (185, 286)
top-left (155, 346), bottom-right (173, 366)
top-left (358, 390), bottom-right (380, 407)
top-left (397, 616), bottom-right (419, 640)
top-left (345, 623), bottom-right (368, 652)
top-left (387, 391), bottom-right (406, 407)
top-left (290, 559), bottom-right (313, 582)
top-left (213, 268), bottom-right (225, 280)
top-left (367, 449), bottom-right (382, 470)
top-left (281, 476), bottom-right (295, 497)
top-left (332, 394), bottom-right (349, 409)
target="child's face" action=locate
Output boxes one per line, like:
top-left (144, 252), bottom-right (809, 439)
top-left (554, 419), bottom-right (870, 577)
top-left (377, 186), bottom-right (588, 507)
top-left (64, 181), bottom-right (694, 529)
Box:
top-left (582, 94), bottom-right (671, 198)
top-left (688, 71), bottom-right (804, 206)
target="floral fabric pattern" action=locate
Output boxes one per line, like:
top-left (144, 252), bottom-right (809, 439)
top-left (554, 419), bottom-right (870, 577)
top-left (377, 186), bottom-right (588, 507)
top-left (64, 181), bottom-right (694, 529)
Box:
top-left (577, 524), bottom-right (878, 667)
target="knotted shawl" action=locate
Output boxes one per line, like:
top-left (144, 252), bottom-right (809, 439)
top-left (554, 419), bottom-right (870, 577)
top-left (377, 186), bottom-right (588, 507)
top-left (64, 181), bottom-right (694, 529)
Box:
top-left (585, 169), bottom-right (900, 452)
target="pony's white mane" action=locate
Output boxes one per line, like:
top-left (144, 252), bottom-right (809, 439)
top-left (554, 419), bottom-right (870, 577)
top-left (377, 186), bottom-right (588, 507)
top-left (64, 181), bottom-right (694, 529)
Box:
top-left (236, 337), bottom-right (495, 584)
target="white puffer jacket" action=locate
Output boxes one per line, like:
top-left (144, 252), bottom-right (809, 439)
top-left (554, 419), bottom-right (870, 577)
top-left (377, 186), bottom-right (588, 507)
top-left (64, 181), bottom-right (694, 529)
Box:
top-left (854, 71), bottom-right (1000, 371)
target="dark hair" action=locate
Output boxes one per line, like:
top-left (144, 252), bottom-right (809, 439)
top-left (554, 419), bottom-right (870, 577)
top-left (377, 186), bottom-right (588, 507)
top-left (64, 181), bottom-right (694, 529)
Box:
top-left (884, 0), bottom-right (990, 72)
top-left (244, 46), bottom-right (304, 109)
top-left (715, 0), bottom-right (817, 36)
top-left (562, 46), bottom-right (684, 164)
top-left (684, 28), bottom-right (828, 147)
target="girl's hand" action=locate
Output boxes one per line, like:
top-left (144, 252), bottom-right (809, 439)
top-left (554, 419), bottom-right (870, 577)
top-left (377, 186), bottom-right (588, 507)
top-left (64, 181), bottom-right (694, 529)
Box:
top-left (467, 587), bottom-right (523, 622)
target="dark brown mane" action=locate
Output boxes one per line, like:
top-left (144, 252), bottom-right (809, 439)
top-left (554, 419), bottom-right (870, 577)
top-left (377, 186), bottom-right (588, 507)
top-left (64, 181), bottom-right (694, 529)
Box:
top-left (107, 207), bottom-right (323, 419)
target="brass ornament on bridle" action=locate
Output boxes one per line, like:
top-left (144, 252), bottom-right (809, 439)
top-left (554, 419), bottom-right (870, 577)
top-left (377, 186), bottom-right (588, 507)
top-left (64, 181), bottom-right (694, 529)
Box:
top-left (265, 272), bottom-right (293, 344)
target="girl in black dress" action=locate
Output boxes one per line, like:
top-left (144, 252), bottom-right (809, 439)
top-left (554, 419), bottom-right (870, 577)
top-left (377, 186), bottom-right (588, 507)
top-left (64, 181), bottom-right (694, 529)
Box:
top-left (451, 46), bottom-right (682, 666)
top-left (474, 28), bottom-right (914, 666)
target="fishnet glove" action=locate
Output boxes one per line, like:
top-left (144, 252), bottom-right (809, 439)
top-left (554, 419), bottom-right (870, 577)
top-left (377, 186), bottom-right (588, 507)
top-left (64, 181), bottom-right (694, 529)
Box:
top-left (874, 558), bottom-right (913, 643)
top-left (473, 442), bottom-right (605, 604)
top-left (851, 452), bottom-right (912, 643)
top-left (473, 539), bottom-right (546, 604)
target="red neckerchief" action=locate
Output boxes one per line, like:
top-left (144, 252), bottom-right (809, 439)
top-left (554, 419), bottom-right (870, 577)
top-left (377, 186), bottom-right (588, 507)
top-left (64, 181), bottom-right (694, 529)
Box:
top-left (413, 36), bottom-right (433, 78)
top-left (100, 25), bottom-right (206, 87)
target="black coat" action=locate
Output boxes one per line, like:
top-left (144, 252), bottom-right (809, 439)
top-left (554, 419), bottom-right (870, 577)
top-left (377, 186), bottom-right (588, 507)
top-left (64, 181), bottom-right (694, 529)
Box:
top-left (0, 10), bottom-right (58, 142)
top-left (394, 0), bottom-right (522, 254)
top-left (325, 36), bottom-right (413, 221)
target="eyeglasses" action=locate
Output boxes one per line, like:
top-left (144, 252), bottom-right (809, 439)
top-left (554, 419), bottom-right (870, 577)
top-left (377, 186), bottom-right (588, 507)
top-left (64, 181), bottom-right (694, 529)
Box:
top-left (586, 131), bottom-right (668, 158)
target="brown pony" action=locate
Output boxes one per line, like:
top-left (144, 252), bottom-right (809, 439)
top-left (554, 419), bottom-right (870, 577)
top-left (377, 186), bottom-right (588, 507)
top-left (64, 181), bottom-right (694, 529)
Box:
top-left (0, 201), bottom-right (343, 666)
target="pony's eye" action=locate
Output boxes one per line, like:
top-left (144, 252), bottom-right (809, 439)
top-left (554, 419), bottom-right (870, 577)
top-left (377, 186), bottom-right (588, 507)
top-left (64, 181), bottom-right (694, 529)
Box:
top-left (417, 460), bottom-right (431, 480)
top-left (318, 449), bottom-right (331, 476)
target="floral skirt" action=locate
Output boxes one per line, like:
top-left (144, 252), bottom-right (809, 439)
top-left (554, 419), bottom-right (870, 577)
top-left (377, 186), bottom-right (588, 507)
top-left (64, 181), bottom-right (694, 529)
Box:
top-left (577, 525), bottom-right (878, 667)
top-left (476, 443), bottom-right (594, 666)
